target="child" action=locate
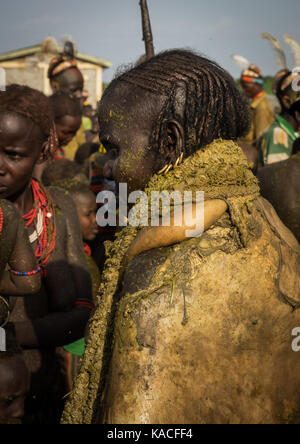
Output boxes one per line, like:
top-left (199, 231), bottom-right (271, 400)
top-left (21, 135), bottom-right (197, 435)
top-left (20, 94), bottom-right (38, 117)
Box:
top-left (49, 92), bottom-right (82, 159)
top-left (74, 142), bottom-right (100, 167)
top-left (0, 333), bottom-right (30, 424)
top-left (63, 49), bottom-right (300, 424)
top-left (39, 173), bottom-right (99, 391)
top-left (42, 158), bottom-right (88, 187)
top-left (0, 84), bottom-right (93, 423)
top-left (48, 56), bottom-right (89, 160)
top-left (57, 181), bottom-right (100, 392)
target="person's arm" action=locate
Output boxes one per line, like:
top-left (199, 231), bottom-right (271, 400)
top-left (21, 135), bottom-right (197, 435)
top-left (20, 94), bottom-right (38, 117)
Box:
top-left (0, 205), bottom-right (41, 296)
top-left (254, 101), bottom-right (274, 142)
top-left (11, 189), bottom-right (93, 348)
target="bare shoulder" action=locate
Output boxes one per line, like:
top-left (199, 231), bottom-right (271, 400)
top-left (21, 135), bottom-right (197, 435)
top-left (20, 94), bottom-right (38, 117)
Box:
top-left (0, 198), bottom-right (20, 219)
top-left (47, 186), bottom-right (77, 215)
top-left (0, 199), bottom-right (20, 234)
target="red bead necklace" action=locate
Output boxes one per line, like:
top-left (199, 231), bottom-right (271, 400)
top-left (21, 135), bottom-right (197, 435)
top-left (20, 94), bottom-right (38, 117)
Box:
top-left (0, 206), bottom-right (3, 234)
top-left (22, 179), bottom-right (57, 274)
top-left (83, 242), bottom-right (92, 257)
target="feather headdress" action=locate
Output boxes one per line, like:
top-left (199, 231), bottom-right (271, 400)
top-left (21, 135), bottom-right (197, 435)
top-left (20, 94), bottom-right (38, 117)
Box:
top-left (261, 33), bottom-right (287, 68)
top-left (231, 55), bottom-right (251, 69)
top-left (283, 34), bottom-right (300, 68)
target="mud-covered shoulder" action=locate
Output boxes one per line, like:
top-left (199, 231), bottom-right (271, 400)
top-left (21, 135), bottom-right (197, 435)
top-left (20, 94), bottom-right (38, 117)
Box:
top-left (0, 199), bottom-right (20, 276)
top-left (0, 198), bottom-right (20, 237)
top-left (122, 247), bottom-right (170, 296)
top-left (46, 186), bottom-right (77, 214)
top-left (254, 196), bottom-right (300, 252)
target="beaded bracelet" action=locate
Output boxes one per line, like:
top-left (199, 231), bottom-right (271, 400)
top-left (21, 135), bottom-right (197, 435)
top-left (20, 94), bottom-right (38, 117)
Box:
top-left (75, 300), bottom-right (95, 311)
top-left (9, 267), bottom-right (41, 277)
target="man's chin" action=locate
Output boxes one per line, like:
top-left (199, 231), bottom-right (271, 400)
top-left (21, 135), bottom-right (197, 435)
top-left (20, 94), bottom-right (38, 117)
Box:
top-left (0, 188), bottom-right (10, 199)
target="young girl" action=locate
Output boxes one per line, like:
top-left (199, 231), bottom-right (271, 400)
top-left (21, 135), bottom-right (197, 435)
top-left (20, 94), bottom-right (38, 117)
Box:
top-left (0, 84), bottom-right (93, 423)
top-left (64, 50), bottom-right (300, 425)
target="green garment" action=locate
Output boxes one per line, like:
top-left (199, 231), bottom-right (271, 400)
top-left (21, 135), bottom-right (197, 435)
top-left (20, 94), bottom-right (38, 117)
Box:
top-left (258, 115), bottom-right (298, 166)
top-left (63, 121), bottom-right (87, 160)
top-left (82, 116), bottom-right (93, 131)
top-left (63, 338), bottom-right (85, 357)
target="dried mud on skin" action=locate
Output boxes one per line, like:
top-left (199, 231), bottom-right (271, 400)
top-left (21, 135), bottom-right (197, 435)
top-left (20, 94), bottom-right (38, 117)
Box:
top-left (62, 140), bottom-right (300, 424)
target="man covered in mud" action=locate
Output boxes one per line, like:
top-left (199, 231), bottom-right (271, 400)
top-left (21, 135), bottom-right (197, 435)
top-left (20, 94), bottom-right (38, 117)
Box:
top-left (63, 50), bottom-right (300, 425)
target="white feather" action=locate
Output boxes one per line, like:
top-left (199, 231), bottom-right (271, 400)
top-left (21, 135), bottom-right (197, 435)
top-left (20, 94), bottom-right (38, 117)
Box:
top-left (40, 37), bottom-right (60, 54)
top-left (261, 33), bottom-right (287, 68)
top-left (283, 34), bottom-right (300, 67)
top-left (231, 55), bottom-right (250, 69)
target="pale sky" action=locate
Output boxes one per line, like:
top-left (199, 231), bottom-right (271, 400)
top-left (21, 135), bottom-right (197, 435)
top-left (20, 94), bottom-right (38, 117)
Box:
top-left (0, 0), bottom-right (299, 82)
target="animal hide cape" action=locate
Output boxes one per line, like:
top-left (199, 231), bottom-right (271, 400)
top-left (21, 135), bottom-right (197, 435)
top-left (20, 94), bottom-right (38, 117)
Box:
top-left (62, 139), bottom-right (300, 424)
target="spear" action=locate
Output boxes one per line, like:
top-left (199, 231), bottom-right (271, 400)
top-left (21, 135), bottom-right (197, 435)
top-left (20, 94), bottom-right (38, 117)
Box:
top-left (139, 0), bottom-right (155, 59)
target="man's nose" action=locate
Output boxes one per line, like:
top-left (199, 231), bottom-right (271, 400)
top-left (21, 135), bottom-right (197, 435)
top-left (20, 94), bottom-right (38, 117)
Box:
top-left (91, 212), bottom-right (97, 225)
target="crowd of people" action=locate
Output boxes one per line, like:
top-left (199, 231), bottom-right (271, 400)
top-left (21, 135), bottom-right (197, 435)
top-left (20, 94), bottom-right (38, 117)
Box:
top-left (0, 42), bottom-right (299, 424)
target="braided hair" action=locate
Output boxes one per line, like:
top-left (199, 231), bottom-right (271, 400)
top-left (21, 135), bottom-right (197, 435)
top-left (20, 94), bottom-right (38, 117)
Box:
top-left (103, 49), bottom-right (250, 158)
top-left (0, 84), bottom-right (58, 156)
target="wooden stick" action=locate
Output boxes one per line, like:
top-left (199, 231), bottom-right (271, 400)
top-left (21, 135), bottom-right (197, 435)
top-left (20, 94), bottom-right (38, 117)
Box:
top-left (139, 0), bottom-right (155, 59)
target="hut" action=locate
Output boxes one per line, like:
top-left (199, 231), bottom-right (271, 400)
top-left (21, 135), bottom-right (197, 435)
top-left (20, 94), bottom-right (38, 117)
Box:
top-left (0, 37), bottom-right (112, 107)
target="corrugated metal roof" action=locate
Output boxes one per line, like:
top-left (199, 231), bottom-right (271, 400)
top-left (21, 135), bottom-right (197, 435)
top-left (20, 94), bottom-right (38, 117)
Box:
top-left (0, 45), bottom-right (112, 69)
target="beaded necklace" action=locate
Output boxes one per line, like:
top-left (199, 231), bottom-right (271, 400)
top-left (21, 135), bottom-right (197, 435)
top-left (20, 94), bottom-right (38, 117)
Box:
top-left (0, 207), bottom-right (3, 234)
top-left (83, 242), bottom-right (92, 257)
top-left (22, 179), bottom-right (57, 275)
top-left (253, 91), bottom-right (265, 101)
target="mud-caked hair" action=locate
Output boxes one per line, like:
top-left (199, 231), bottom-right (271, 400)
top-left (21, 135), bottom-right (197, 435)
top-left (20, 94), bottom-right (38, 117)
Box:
top-left (103, 49), bottom-right (251, 158)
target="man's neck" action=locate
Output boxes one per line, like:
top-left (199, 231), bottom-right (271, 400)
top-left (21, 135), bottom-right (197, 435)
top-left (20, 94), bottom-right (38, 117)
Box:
top-left (252, 90), bottom-right (264, 101)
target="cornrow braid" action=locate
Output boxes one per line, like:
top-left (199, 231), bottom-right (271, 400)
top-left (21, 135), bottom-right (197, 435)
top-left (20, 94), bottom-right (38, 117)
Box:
top-left (104, 50), bottom-right (250, 158)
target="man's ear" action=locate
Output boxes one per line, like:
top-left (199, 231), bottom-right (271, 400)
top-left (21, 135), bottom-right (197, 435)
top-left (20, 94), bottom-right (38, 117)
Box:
top-left (282, 95), bottom-right (292, 110)
top-left (50, 80), bottom-right (59, 93)
top-left (164, 120), bottom-right (184, 164)
top-left (36, 140), bottom-right (50, 165)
